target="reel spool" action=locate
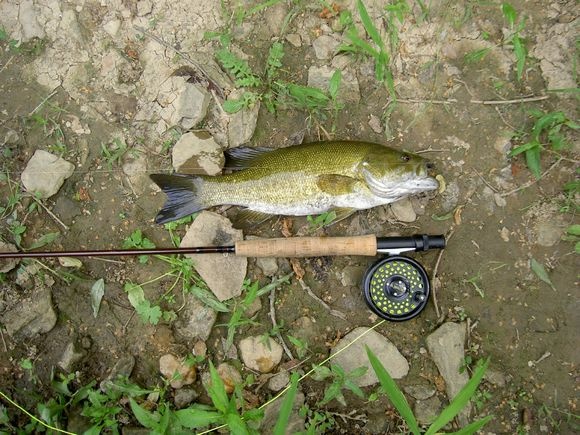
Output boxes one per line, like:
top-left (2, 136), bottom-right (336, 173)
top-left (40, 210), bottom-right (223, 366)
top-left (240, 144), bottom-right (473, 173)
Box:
top-left (362, 256), bottom-right (430, 322)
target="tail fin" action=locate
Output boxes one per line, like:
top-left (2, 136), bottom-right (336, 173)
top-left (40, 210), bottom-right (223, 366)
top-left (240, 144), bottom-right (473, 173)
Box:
top-left (150, 174), bottom-right (208, 224)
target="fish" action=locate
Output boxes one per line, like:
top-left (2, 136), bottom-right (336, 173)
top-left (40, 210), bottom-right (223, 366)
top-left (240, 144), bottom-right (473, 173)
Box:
top-left (150, 141), bottom-right (438, 227)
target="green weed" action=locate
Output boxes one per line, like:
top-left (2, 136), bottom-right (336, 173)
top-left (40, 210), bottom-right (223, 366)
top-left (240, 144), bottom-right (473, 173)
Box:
top-left (299, 406), bottom-right (336, 434)
top-left (306, 210), bottom-right (337, 230)
top-left (501, 3), bottom-right (527, 80)
top-left (163, 215), bottom-right (194, 247)
top-left (385, 0), bottom-right (410, 54)
top-left (100, 138), bottom-right (135, 170)
top-left (563, 224), bottom-right (580, 254)
top-left (367, 347), bottom-right (492, 434)
top-left (287, 335), bottom-right (309, 359)
top-left (122, 229), bottom-right (156, 263)
top-left (509, 110), bottom-right (579, 179)
top-left (311, 364), bottom-right (367, 406)
top-left (560, 177), bottom-right (579, 213)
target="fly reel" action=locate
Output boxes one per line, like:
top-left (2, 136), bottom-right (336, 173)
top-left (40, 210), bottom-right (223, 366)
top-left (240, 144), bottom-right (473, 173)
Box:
top-left (363, 256), bottom-right (430, 322)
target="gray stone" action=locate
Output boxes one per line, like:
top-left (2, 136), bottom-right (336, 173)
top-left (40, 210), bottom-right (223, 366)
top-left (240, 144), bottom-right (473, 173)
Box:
top-left (340, 265), bottom-right (366, 287)
top-left (535, 220), bottom-right (563, 247)
top-left (307, 65), bottom-right (360, 104)
top-left (260, 391), bottom-right (305, 435)
top-left (122, 152), bottom-right (150, 195)
top-left (286, 33), bottom-right (302, 47)
top-left (172, 131), bottom-right (224, 176)
top-left (404, 384), bottom-right (436, 400)
top-left (157, 77), bottom-right (210, 129)
top-left (226, 91), bottom-right (260, 148)
top-left (365, 412), bottom-right (390, 434)
top-left (426, 322), bottom-right (470, 425)
top-left (243, 297), bottom-right (262, 318)
top-left (21, 150), bottom-right (75, 199)
top-left (1, 286), bottom-right (57, 338)
top-left (264, 2), bottom-right (288, 35)
top-left (256, 257), bottom-right (279, 277)
top-left (173, 388), bottom-right (199, 409)
top-left (217, 362), bottom-right (242, 394)
top-left (18, 0), bottom-right (46, 41)
top-left (239, 336), bottom-right (283, 373)
top-left (439, 180), bottom-right (460, 212)
top-left (3, 129), bottom-right (19, 145)
top-left (390, 197), bottom-right (417, 222)
top-left (100, 355), bottom-right (135, 391)
top-left (181, 211), bottom-right (247, 301)
top-left (174, 293), bottom-right (217, 341)
top-left (0, 241), bottom-right (19, 273)
top-left (368, 114), bottom-right (382, 134)
top-left (136, 0), bottom-right (153, 16)
top-left (312, 35), bottom-right (340, 60)
top-left (58, 341), bottom-right (87, 372)
top-left (414, 396), bottom-right (442, 425)
top-left (484, 368), bottom-right (507, 388)
top-left (330, 327), bottom-right (409, 387)
top-left (268, 370), bottom-right (290, 392)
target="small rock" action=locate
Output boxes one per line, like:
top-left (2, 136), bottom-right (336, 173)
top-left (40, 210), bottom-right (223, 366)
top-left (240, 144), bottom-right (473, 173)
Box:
top-left (365, 412), bottom-right (390, 434)
top-left (439, 181), bottom-right (460, 212)
top-left (100, 355), bottom-right (136, 391)
top-left (193, 340), bottom-right (207, 358)
top-left (411, 196), bottom-right (429, 216)
top-left (173, 388), bottom-right (199, 409)
top-left (404, 384), bottom-right (436, 400)
top-left (1, 286), bottom-right (57, 338)
top-left (174, 292), bottom-right (217, 342)
top-left (226, 91), bottom-right (260, 148)
top-left (308, 65), bottom-right (360, 104)
top-left (414, 396), bottom-right (442, 425)
top-left (493, 135), bottom-right (512, 155)
top-left (18, 0), bottom-right (46, 41)
top-left (368, 114), bottom-right (382, 134)
top-left (260, 390), bottom-right (305, 435)
top-left (157, 77), bottom-right (210, 129)
top-left (136, 0), bottom-right (153, 16)
top-left (340, 265), bottom-right (366, 287)
top-left (312, 35), bottom-right (340, 60)
top-left (217, 362), bottom-right (242, 394)
top-left (243, 297), bottom-right (262, 318)
top-left (330, 327), bottom-right (409, 387)
top-left (426, 322), bottom-right (470, 425)
top-left (239, 336), bottom-right (283, 373)
top-left (331, 54), bottom-right (352, 70)
top-left (494, 193), bottom-right (507, 208)
top-left (181, 211), bottom-right (247, 301)
top-left (21, 150), bottom-right (75, 199)
top-left (0, 241), bottom-right (19, 273)
top-left (500, 227), bottom-right (510, 242)
top-left (390, 197), bottom-right (417, 222)
top-left (58, 341), bottom-right (87, 372)
top-left (103, 19), bottom-right (121, 36)
top-left (264, 1), bottom-right (288, 35)
top-left (172, 131), bottom-right (224, 176)
top-left (159, 354), bottom-right (197, 389)
top-left (268, 370), bottom-right (290, 392)
top-left (286, 33), bottom-right (302, 47)
top-left (123, 153), bottom-right (150, 195)
top-left (534, 220), bottom-right (563, 247)
top-left (256, 257), bottom-right (279, 277)
top-left (484, 368), bottom-right (507, 388)
top-left (3, 129), bottom-right (19, 145)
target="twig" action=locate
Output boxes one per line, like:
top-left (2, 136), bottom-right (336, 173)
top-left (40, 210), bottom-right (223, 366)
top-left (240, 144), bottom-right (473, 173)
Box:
top-left (397, 95), bottom-right (549, 106)
top-left (32, 197), bottom-right (69, 231)
top-left (87, 256), bottom-right (125, 264)
top-left (501, 157), bottom-right (563, 197)
top-left (28, 90), bottom-right (58, 117)
top-left (471, 168), bottom-right (498, 193)
top-left (0, 327), bottom-right (7, 353)
top-left (431, 228), bottom-right (456, 321)
top-left (397, 98), bottom-right (457, 105)
top-left (269, 288), bottom-right (294, 360)
top-left (133, 26), bottom-right (224, 99)
top-left (297, 279), bottom-right (347, 320)
top-left (122, 311), bottom-right (136, 334)
top-left (0, 55), bottom-right (15, 74)
top-left (328, 410), bottom-right (368, 424)
top-left (494, 106), bottom-right (517, 131)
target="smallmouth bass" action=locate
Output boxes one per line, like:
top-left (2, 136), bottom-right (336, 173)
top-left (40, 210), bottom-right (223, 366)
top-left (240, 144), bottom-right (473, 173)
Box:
top-left (150, 141), bottom-right (438, 226)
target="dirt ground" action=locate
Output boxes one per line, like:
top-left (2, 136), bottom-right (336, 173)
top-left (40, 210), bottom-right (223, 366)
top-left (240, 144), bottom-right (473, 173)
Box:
top-left (0, 0), bottom-right (578, 434)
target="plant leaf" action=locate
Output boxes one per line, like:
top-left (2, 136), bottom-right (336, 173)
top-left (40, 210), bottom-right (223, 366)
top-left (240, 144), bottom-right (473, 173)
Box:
top-left (508, 140), bottom-right (538, 157)
top-left (367, 346), bottom-right (420, 435)
top-left (26, 232), bottom-right (60, 250)
top-left (525, 147), bottom-right (542, 179)
top-left (225, 413), bottom-right (250, 435)
top-left (174, 407), bottom-right (223, 429)
top-left (530, 258), bottom-right (556, 290)
top-left (449, 415), bottom-right (494, 434)
top-left (425, 358), bottom-right (490, 435)
top-left (501, 3), bottom-right (517, 27)
top-left (431, 211), bottom-right (454, 221)
top-left (90, 279), bottom-right (105, 318)
top-left (129, 398), bottom-right (159, 429)
top-left (207, 361), bottom-right (229, 414)
top-left (357, 0), bottom-right (383, 49)
top-left (328, 70), bottom-right (342, 100)
top-left (567, 225), bottom-right (580, 236)
top-left (58, 257), bottom-right (83, 268)
top-left (274, 372), bottom-right (299, 435)
top-left (189, 286), bottom-right (229, 312)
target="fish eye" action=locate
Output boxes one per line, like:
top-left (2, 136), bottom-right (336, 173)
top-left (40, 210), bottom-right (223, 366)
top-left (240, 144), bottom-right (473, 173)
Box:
top-left (400, 154), bottom-right (410, 162)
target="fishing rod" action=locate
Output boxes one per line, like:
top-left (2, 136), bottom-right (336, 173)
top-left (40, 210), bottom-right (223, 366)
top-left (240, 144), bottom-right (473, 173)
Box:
top-left (0, 234), bottom-right (445, 321)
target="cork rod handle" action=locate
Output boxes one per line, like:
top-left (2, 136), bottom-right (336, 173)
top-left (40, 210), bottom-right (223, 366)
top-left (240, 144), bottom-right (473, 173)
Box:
top-left (235, 235), bottom-right (377, 258)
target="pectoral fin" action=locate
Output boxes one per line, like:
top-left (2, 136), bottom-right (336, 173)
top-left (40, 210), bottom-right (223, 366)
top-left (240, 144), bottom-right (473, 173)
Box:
top-left (316, 174), bottom-right (358, 195)
top-left (231, 209), bottom-right (274, 230)
top-left (330, 207), bottom-right (357, 224)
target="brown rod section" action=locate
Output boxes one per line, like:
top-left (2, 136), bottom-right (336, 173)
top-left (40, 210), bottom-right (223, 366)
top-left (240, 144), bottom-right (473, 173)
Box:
top-left (0, 246), bottom-right (236, 259)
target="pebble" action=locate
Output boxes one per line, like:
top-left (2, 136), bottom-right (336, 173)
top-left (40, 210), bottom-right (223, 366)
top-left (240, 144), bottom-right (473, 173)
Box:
top-left (3, 129), bottom-right (19, 145)
top-left (500, 227), bottom-right (510, 242)
top-left (330, 327), bottom-right (409, 387)
top-left (0, 241), bottom-right (19, 273)
top-left (100, 355), bottom-right (136, 391)
top-left (414, 396), bottom-right (442, 425)
top-left (256, 256), bottom-right (279, 277)
top-left (58, 341), bottom-right (87, 372)
top-left (181, 212), bottom-right (247, 301)
top-left (390, 197), bottom-right (417, 222)
top-left (404, 384), bottom-right (436, 400)
top-left (307, 65), bottom-right (360, 104)
top-left (173, 292), bottom-right (217, 342)
top-left (172, 131), bottom-right (224, 176)
top-left (368, 114), bottom-right (382, 133)
top-left (268, 370), bottom-right (290, 392)
top-left (217, 362), bottom-right (242, 394)
top-left (173, 388), bottom-right (199, 409)
top-left (312, 35), bottom-right (340, 60)
top-left (157, 77), bottom-right (210, 129)
top-left (285, 33), bottom-right (302, 47)
top-left (534, 220), bottom-right (563, 247)
top-left (21, 150), bottom-right (75, 199)
top-left (159, 354), bottom-right (197, 389)
top-left (226, 89), bottom-right (260, 148)
top-left (1, 286), bottom-right (57, 338)
top-left (426, 322), bottom-right (470, 425)
top-left (239, 336), bottom-right (283, 373)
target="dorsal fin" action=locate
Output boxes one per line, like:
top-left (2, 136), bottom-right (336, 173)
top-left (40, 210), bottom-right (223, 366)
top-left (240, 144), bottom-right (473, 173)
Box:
top-left (224, 146), bottom-right (274, 170)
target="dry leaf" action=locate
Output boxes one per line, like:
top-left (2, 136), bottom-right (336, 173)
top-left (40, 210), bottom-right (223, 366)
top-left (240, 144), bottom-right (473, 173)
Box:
top-left (290, 258), bottom-right (305, 280)
top-left (453, 205), bottom-right (463, 225)
top-left (281, 217), bottom-right (293, 238)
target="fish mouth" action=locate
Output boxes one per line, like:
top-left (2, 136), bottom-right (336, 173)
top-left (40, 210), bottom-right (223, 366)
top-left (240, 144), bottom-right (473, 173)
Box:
top-left (363, 169), bottom-right (439, 199)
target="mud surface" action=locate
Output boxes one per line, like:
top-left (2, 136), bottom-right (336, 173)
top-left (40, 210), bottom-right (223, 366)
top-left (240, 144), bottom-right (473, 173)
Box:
top-left (0, 0), bottom-right (578, 434)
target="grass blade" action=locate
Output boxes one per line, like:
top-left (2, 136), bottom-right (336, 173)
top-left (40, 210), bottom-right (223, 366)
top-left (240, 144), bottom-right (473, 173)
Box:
top-left (207, 361), bottom-right (229, 413)
top-left (366, 346), bottom-right (420, 435)
top-left (357, 0), bottom-right (383, 49)
top-left (273, 372), bottom-right (299, 435)
top-left (425, 357), bottom-right (490, 435)
top-left (189, 286), bottom-right (230, 313)
top-left (530, 258), bottom-right (556, 290)
top-left (449, 415), bottom-right (493, 434)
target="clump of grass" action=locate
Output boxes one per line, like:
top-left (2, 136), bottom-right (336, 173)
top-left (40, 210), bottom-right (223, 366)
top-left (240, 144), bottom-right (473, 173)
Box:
top-left (501, 2), bottom-right (527, 81)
